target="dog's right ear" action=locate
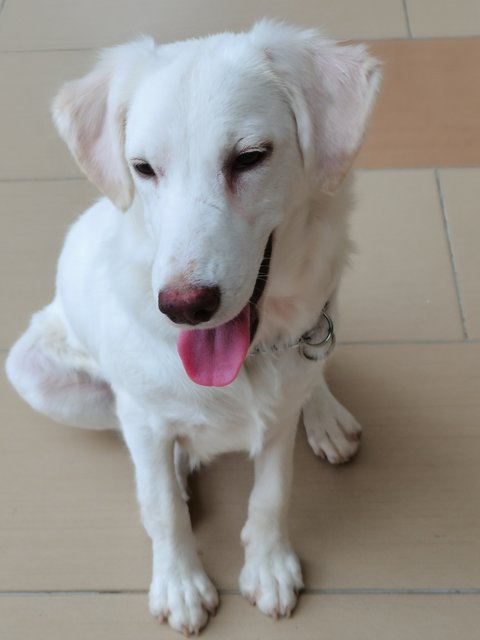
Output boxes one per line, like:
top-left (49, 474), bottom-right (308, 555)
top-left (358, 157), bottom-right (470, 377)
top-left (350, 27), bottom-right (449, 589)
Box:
top-left (52, 38), bottom-right (156, 211)
top-left (252, 21), bottom-right (381, 194)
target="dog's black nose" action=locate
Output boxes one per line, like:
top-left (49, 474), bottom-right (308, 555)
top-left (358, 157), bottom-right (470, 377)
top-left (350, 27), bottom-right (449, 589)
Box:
top-left (158, 285), bottom-right (221, 326)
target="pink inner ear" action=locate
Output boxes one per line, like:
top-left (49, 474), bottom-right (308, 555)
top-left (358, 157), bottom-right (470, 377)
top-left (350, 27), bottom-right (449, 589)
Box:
top-left (53, 49), bottom-right (139, 211)
top-left (89, 107), bottom-right (133, 211)
top-left (251, 21), bottom-right (380, 190)
top-left (272, 36), bottom-right (381, 192)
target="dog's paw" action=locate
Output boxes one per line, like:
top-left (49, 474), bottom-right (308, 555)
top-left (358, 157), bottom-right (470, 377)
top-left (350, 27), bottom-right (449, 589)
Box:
top-left (303, 386), bottom-right (362, 464)
top-left (239, 542), bottom-right (303, 619)
top-left (149, 564), bottom-right (219, 636)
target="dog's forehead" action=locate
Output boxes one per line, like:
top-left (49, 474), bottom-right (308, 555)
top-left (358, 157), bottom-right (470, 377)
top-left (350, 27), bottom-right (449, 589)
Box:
top-left (126, 40), bottom-right (288, 155)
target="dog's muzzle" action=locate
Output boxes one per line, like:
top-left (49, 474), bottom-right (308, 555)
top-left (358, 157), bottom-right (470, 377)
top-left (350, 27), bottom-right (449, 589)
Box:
top-left (176, 234), bottom-right (274, 388)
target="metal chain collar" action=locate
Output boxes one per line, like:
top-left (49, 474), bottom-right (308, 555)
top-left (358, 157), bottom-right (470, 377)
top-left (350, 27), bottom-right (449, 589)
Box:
top-left (249, 306), bottom-right (336, 362)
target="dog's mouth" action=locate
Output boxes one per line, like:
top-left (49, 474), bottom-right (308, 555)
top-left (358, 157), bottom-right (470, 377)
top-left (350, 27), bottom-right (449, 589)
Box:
top-left (177, 234), bottom-right (273, 387)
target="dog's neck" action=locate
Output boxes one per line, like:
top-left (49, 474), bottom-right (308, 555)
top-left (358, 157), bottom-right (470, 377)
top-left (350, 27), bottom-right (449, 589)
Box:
top-left (253, 178), bottom-right (354, 351)
top-left (250, 303), bottom-right (336, 362)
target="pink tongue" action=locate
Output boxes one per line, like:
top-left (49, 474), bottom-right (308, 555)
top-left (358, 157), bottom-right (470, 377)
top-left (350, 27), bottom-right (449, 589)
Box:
top-left (177, 305), bottom-right (251, 387)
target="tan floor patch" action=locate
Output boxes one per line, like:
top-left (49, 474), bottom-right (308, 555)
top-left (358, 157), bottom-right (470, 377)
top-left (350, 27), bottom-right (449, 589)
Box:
top-left (357, 38), bottom-right (480, 168)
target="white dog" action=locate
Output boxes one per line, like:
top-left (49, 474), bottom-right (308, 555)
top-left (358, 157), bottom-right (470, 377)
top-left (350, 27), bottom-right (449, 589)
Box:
top-left (6, 21), bottom-right (380, 635)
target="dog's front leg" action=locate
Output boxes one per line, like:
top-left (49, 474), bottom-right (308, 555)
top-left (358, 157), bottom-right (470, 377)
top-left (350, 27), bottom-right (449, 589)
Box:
top-left (240, 416), bottom-right (303, 618)
top-left (303, 372), bottom-right (362, 464)
top-left (117, 394), bottom-right (218, 635)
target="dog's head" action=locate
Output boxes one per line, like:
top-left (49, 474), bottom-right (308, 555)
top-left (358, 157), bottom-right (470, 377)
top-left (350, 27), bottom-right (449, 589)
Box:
top-left (53, 21), bottom-right (380, 387)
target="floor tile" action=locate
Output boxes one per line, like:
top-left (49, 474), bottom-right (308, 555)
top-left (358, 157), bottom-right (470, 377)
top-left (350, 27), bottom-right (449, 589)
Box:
top-left (338, 170), bottom-right (463, 342)
top-left (357, 38), bottom-right (480, 168)
top-left (0, 0), bottom-right (407, 52)
top-left (2, 344), bottom-right (479, 592)
top-left (1, 593), bottom-right (480, 640)
top-left (406, 0), bottom-right (480, 37)
top-left (198, 344), bottom-right (480, 590)
top-left (0, 180), bottom-right (98, 349)
top-left (0, 51), bottom-right (90, 180)
top-left (439, 169), bottom-right (480, 340)
top-left (0, 358), bottom-right (150, 592)
top-left (318, 344), bottom-right (480, 589)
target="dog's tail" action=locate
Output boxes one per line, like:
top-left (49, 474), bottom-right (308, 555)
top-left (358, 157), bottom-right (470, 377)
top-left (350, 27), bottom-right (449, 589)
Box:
top-left (5, 301), bottom-right (118, 430)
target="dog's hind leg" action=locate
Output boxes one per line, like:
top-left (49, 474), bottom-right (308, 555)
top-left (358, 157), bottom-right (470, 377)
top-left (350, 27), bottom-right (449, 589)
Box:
top-left (5, 302), bottom-right (117, 430)
top-left (302, 373), bottom-right (362, 464)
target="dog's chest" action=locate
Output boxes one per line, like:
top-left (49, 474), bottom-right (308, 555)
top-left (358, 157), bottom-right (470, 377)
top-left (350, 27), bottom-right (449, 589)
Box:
top-left (108, 336), bottom-right (313, 459)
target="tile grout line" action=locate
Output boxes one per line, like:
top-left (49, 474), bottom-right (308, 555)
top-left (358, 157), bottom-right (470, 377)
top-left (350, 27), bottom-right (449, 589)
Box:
top-left (303, 587), bottom-right (480, 595)
top-left (402, 0), bottom-right (414, 39)
top-left (357, 165), bottom-right (480, 172)
top-left (435, 169), bottom-right (469, 340)
top-left (2, 167), bottom-right (480, 185)
top-left (0, 590), bottom-right (147, 597)
top-left (226, 587), bottom-right (480, 596)
top-left (0, 176), bottom-right (85, 184)
top-left (338, 339), bottom-right (480, 346)
top-left (2, 34), bottom-right (480, 55)
top-left (1, 588), bottom-right (480, 598)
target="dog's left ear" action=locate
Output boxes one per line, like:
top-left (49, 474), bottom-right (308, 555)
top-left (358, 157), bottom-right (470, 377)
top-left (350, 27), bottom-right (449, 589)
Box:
top-left (253, 21), bottom-right (382, 193)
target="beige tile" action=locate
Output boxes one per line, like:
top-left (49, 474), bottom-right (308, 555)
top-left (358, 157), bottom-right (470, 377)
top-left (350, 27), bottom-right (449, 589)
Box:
top-left (0, 180), bottom-right (98, 349)
top-left (338, 170), bottom-right (463, 342)
top-left (0, 0), bottom-right (407, 52)
top-left (199, 344), bottom-right (480, 590)
top-left (0, 359), bottom-right (151, 592)
top-left (357, 39), bottom-right (480, 168)
top-left (1, 594), bottom-right (480, 639)
top-left (406, 0), bottom-right (480, 37)
top-left (3, 344), bottom-right (479, 592)
top-left (440, 169), bottom-right (480, 340)
top-left (0, 52), bottom-right (91, 180)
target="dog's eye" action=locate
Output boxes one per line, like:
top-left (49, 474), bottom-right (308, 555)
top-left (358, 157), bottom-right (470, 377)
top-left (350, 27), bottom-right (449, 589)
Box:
top-left (233, 150), bottom-right (267, 172)
top-left (133, 161), bottom-right (156, 178)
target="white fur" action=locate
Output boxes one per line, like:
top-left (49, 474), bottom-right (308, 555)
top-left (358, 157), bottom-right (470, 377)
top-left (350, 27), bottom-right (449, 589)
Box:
top-left (5, 21), bottom-right (380, 635)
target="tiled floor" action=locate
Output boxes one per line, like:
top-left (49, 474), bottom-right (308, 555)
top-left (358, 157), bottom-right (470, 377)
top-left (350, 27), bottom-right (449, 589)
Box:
top-left (1, 1), bottom-right (479, 638)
